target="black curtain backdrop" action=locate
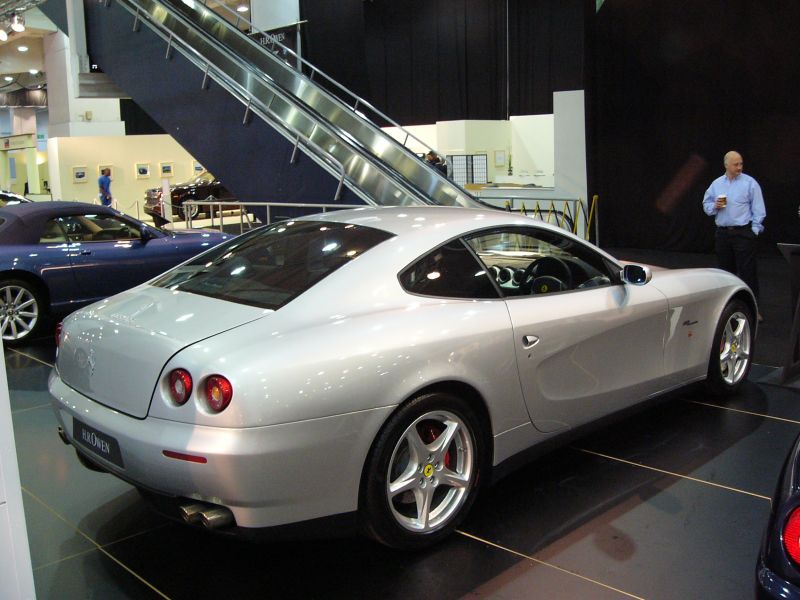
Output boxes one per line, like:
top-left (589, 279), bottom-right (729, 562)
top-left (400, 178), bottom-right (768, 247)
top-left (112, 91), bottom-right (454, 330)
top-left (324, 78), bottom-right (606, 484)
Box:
top-left (591, 0), bottom-right (800, 251)
top-left (300, 0), bottom-right (585, 125)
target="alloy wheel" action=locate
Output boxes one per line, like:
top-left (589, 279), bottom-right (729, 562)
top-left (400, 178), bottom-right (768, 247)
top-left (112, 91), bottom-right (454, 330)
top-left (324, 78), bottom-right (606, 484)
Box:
top-left (386, 410), bottom-right (474, 533)
top-left (0, 284), bottom-right (39, 342)
top-left (719, 310), bottom-right (751, 385)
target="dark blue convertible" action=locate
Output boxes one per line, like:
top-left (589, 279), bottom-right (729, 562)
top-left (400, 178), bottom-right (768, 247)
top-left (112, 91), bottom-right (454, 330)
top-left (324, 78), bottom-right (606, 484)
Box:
top-left (0, 201), bottom-right (231, 345)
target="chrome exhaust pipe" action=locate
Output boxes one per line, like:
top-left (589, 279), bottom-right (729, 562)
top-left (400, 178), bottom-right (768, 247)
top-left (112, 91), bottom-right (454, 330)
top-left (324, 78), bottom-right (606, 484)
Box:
top-left (200, 507), bottom-right (234, 529)
top-left (178, 502), bottom-right (235, 529)
top-left (178, 503), bottom-right (208, 524)
top-left (57, 426), bottom-right (70, 445)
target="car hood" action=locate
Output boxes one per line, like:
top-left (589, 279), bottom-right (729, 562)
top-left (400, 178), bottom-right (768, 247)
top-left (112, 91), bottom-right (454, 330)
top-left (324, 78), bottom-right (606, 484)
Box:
top-left (55, 285), bottom-right (269, 418)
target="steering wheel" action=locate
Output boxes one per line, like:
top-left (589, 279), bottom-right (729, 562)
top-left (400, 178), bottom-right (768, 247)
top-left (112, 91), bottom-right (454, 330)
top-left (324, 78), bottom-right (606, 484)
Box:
top-left (530, 275), bottom-right (568, 294)
top-left (520, 256), bottom-right (573, 294)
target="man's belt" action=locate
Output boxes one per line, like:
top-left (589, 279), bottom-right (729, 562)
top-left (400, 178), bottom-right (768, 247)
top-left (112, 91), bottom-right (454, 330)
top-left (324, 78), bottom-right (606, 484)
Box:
top-left (717, 224), bottom-right (751, 230)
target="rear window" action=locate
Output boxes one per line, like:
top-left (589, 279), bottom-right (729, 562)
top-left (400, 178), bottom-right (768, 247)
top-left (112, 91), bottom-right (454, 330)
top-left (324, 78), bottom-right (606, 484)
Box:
top-left (151, 220), bottom-right (393, 309)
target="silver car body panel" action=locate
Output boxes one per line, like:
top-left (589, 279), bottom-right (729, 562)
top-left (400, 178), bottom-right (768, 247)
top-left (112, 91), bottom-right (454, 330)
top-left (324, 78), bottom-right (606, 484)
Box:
top-left (49, 206), bottom-right (754, 529)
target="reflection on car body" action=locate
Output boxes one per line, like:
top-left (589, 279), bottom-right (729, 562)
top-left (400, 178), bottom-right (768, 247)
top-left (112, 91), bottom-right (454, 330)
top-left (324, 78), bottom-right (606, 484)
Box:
top-left (50, 206), bottom-right (756, 549)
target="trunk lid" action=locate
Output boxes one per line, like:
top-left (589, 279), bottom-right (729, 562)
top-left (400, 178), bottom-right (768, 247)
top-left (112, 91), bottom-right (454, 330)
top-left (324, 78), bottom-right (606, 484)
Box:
top-left (56, 285), bottom-right (268, 418)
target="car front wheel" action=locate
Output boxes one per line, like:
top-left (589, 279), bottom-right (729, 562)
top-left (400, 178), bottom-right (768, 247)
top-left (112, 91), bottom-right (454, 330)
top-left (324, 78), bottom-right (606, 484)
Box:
top-left (706, 299), bottom-right (753, 395)
top-left (360, 392), bottom-right (486, 549)
top-left (0, 279), bottom-right (43, 346)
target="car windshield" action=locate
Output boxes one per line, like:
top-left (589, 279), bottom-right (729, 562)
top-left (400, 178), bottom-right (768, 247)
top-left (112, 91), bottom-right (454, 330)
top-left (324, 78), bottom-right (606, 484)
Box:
top-left (189, 172), bottom-right (215, 185)
top-left (151, 219), bottom-right (394, 309)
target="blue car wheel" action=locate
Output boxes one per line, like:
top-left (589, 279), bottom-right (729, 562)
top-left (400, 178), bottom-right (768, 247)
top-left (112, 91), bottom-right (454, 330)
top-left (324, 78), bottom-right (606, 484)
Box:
top-left (0, 279), bottom-right (42, 346)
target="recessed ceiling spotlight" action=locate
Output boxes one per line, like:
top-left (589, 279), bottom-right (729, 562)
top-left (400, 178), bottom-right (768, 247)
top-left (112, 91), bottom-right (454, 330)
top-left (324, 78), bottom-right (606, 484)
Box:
top-left (10, 13), bottom-right (25, 33)
top-left (28, 68), bottom-right (39, 75)
top-left (0, 29), bottom-right (7, 42)
top-left (4, 76), bottom-right (13, 82)
top-left (17, 45), bottom-right (28, 52)
top-left (236, 5), bottom-right (249, 12)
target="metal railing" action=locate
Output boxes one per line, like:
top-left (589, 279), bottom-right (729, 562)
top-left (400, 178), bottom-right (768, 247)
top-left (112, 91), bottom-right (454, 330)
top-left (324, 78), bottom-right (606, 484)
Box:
top-left (180, 199), bottom-right (365, 234)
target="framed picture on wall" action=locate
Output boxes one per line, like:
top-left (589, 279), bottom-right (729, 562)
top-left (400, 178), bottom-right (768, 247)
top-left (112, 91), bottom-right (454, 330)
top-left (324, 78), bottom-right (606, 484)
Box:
top-left (494, 150), bottom-right (506, 168)
top-left (135, 163), bottom-right (151, 179)
top-left (72, 166), bottom-right (88, 183)
top-left (159, 162), bottom-right (174, 177)
top-left (192, 160), bottom-right (204, 174)
top-left (98, 164), bottom-right (113, 178)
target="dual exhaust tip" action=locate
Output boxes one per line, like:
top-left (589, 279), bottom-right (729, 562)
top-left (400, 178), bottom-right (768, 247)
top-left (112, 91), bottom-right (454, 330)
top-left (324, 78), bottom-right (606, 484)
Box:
top-left (179, 502), bottom-right (235, 529)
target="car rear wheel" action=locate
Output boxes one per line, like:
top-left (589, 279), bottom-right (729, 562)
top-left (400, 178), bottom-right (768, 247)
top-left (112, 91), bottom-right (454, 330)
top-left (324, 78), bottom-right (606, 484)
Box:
top-left (706, 299), bottom-right (753, 395)
top-left (179, 198), bottom-right (199, 220)
top-left (0, 279), bottom-right (43, 346)
top-left (360, 392), bottom-right (486, 549)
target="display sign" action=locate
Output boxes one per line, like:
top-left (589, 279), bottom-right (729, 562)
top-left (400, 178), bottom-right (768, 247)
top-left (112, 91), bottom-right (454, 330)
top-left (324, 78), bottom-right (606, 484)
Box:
top-left (0, 133), bottom-right (35, 151)
top-left (248, 24), bottom-right (297, 63)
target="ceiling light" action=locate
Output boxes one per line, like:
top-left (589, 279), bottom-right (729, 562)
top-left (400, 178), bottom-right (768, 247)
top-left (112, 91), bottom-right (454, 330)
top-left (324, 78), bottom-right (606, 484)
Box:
top-left (3, 76), bottom-right (13, 82)
top-left (17, 45), bottom-right (28, 52)
top-left (236, 5), bottom-right (249, 12)
top-left (0, 29), bottom-right (7, 42)
top-left (10, 14), bottom-right (25, 33)
top-left (28, 69), bottom-right (38, 75)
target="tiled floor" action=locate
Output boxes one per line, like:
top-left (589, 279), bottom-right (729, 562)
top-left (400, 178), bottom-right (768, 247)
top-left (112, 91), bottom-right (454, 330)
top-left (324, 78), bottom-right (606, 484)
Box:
top-left (6, 336), bottom-right (799, 600)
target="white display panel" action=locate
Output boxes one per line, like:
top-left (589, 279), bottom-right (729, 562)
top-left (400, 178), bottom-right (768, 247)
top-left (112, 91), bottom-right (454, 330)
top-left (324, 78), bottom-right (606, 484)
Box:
top-left (0, 342), bottom-right (36, 600)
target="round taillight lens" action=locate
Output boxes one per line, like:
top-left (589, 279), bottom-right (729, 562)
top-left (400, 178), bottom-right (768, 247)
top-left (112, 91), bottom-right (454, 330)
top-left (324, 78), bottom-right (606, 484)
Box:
top-left (205, 375), bottom-right (233, 413)
top-left (168, 369), bottom-right (193, 405)
top-left (783, 506), bottom-right (800, 564)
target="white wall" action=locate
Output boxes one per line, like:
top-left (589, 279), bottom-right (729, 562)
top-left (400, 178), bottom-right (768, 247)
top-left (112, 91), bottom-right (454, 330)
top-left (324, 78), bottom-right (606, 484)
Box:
top-left (47, 134), bottom-right (203, 219)
top-left (510, 115), bottom-right (555, 187)
top-left (250, 0), bottom-right (300, 30)
top-left (553, 90), bottom-right (587, 203)
top-left (43, 31), bottom-right (125, 139)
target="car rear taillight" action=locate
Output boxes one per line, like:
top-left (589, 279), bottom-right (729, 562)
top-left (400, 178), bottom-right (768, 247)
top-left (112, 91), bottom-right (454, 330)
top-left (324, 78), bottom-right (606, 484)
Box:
top-left (55, 321), bottom-right (63, 347)
top-left (168, 369), bottom-right (193, 405)
top-left (205, 375), bottom-right (233, 413)
top-left (783, 506), bottom-right (800, 564)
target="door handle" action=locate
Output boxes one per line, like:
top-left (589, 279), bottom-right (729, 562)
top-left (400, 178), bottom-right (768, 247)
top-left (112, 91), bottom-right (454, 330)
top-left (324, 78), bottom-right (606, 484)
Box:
top-left (522, 335), bottom-right (540, 349)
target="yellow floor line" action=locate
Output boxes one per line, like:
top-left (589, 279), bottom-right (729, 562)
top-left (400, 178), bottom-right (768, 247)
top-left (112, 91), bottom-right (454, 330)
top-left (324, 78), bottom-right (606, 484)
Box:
top-left (457, 530), bottom-right (646, 599)
top-left (6, 348), bottom-right (54, 369)
top-left (690, 399), bottom-right (800, 425)
top-left (574, 448), bottom-right (771, 501)
top-left (22, 486), bottom-right (172, 600)
top-left (11, 403), bottom-right (53, 415)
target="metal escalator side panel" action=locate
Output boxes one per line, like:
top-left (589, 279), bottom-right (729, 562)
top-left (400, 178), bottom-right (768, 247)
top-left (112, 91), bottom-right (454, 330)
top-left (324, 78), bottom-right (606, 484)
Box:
top-left (123, 0), bottom-right (480, 210)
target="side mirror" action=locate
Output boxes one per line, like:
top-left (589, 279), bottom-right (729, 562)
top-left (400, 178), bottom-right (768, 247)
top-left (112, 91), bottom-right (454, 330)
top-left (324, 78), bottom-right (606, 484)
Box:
top-left (621, 264), bottom-right (652, 285)
top-left (139, 224), bottom-right (155, 242)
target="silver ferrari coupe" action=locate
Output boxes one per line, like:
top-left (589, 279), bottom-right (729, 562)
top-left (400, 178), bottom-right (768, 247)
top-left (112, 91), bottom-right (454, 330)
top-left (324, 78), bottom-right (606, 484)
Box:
top-left (49, 206), bottom-right (755, 549)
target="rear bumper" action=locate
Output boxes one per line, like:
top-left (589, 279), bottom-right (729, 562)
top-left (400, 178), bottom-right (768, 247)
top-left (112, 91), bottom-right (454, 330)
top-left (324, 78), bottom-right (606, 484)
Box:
top-left (757, 558), bottom-right (800, 599)
top-left (48, 371), bottom-right (393, 530)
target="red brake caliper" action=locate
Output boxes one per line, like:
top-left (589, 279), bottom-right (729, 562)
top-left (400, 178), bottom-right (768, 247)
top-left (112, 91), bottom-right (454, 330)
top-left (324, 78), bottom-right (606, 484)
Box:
top-left (420, 422), bottom-right (451, 469)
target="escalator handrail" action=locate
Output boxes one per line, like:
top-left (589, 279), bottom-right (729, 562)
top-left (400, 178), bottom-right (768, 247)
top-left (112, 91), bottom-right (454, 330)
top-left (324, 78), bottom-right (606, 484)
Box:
top-left (184, 0), bottom-right (442, 161)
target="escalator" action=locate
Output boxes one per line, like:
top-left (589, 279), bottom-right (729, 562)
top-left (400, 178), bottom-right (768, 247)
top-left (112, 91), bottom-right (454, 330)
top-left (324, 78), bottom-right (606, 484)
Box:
top-left (42, 0), bottom-right (482, 212)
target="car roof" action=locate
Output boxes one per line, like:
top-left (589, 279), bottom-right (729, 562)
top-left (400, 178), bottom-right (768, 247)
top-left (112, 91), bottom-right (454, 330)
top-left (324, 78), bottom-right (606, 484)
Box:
top-left (0, 201), bottom-right (122, 245)
top-left (303, 205), bottom-right (569, 241)
top-left (299, 206), bottom-right (621, 269)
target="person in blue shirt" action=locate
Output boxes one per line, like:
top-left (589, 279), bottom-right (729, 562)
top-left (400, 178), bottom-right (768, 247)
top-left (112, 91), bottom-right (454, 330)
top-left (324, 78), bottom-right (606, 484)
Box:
top-left (702, 150), bottom-right (766, 319)
top-left (98, 168), bottom-right (112, 207)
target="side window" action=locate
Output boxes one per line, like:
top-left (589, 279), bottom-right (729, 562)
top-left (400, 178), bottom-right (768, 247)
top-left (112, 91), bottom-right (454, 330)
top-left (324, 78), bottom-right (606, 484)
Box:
top-left (465, 227), bottom-right (615, 297)
top-left (58, 214), bottom-right (142, 242)
top-left (39, 220), bottom-right (68, 243)
top-left (400, 240), bottom-right (499, 299)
